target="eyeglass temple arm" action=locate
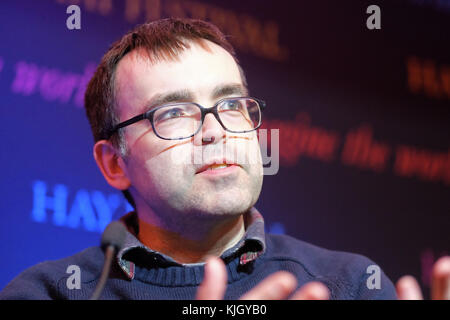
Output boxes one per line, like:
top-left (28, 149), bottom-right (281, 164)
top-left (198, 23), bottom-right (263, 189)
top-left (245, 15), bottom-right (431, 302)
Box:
top-left (256, 99), bottom-right (266, 110)
top-left (107, 113), bottom-right (147, 139)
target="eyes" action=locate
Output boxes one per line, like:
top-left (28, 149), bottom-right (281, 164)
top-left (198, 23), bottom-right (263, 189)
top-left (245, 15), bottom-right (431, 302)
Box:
top-left (156, 107), bottom-right (187, 122)
top-left (154, 99), bottom-right (245, 123)
top-left (221, 100), bottom-right (242, 111)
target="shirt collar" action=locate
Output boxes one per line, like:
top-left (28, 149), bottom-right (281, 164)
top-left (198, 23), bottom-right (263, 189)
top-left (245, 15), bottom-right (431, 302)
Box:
top-left (116, 207), bottom-right (266, 280)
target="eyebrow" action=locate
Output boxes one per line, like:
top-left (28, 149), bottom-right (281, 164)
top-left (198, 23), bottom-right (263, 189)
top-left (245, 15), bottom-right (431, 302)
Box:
top-left (139, 83), bottom-right (249, 114)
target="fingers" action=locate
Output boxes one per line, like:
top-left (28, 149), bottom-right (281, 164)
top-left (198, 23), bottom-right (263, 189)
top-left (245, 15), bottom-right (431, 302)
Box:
top-left (196, 256), bottom-right (227, 300)
top-left (289, 281), bottom-right (330, 300)
top-left (240, 271), bottom-right (298, 300)
top-left (396, 275), bottom-right (423, 300)
top-left (431, 256), bottom-right (450, 300)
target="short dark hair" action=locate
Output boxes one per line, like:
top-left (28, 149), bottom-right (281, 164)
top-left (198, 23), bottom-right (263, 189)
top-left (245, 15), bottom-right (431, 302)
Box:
top-left (84, 18), bottom-right (245, 208)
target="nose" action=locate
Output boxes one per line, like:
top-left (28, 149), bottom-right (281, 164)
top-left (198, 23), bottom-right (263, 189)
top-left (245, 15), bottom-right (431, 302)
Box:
top-left (193, 112), bottom-right (226, 146)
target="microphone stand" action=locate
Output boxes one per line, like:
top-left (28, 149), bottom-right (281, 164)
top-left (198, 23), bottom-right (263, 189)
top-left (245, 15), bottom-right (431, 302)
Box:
top-left (89, 245), bottom-right (116, 300)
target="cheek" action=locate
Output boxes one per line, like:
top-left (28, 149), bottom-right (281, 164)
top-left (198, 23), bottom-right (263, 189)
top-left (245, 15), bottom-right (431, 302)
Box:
top-left (235, 134), bottom-right (263, 168)
top-left (126, 141), bottom-right (195, 199)
top-left (244, 138), bottom-right (264, 187)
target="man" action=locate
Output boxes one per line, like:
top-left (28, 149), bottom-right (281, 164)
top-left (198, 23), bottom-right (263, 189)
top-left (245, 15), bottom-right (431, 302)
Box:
top-left (1, 18), bottom-right (449, 300)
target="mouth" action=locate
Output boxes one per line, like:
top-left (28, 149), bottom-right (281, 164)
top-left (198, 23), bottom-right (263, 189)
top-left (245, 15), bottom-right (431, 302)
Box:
top-left (195, 161), bottom-right (242, 175)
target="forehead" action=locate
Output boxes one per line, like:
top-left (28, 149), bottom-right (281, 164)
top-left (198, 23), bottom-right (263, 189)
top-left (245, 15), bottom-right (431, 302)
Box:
top-left (114, 40), bottom-right (243, 118)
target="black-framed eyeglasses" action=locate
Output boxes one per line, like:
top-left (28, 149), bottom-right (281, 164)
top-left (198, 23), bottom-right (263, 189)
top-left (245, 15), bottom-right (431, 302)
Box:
top-left (106, 97), bottom-right (266, 140)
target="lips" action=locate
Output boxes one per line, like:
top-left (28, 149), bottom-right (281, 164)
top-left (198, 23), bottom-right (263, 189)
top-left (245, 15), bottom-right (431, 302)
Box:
top-left (195, 159), bottom-right (242, 174)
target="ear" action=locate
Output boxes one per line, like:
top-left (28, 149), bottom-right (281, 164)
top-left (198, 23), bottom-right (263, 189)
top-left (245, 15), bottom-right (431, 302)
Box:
top-left (93, 140), bottom-right (131, 190)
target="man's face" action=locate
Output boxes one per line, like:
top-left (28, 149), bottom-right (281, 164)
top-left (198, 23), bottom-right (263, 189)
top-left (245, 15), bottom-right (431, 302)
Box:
top-left (114, 40), bottom-right (263, 221)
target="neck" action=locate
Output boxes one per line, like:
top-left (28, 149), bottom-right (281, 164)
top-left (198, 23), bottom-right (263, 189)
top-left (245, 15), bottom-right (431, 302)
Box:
top-left (136, 209), bottom-right (246, 264)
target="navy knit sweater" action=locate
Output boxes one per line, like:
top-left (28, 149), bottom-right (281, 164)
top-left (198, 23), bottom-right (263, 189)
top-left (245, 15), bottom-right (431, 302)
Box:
top-left (0, 233), bottom-right (397, 300)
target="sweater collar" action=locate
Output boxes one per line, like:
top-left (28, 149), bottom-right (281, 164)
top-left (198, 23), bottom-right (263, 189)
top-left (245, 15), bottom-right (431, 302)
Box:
top-left (116, 207), bottom-right (266, 280)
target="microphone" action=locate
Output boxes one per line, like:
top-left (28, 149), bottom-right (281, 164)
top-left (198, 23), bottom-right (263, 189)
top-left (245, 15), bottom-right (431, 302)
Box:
top-left (89, 221), bottom-right (127, 300)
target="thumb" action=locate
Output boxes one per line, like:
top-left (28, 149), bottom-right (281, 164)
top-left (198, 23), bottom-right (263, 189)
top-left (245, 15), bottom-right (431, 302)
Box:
top-left (396, 275), bottom-right (423, 300)
top-left (196, 256), bottom-right (227, 300)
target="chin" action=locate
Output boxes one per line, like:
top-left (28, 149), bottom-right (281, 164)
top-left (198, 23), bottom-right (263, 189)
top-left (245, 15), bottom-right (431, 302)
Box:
top-left (199, 194), bottom-right (254, 217)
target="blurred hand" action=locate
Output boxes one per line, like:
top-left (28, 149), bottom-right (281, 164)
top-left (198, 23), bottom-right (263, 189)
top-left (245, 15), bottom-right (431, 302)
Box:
top-left (396, 256), bottom-right (450, 300)
top-left (196, 256), bottom-right (329, 300)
